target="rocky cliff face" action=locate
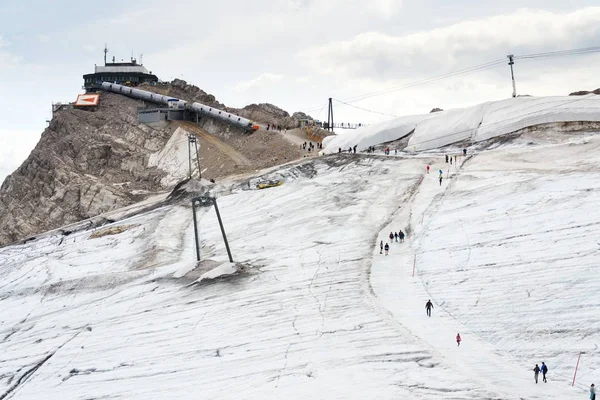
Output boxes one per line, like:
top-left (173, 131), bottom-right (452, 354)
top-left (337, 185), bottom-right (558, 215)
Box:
top-left (0, 81), bottom-right (305, 246)
top-left (0, 93), bottom-right (174, 245)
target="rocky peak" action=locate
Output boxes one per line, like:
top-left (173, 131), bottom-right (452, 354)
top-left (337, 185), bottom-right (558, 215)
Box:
top-left (0, 81), bottom-right (304, 246)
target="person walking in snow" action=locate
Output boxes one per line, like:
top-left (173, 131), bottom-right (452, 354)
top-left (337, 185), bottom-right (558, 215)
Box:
top-left (394, 232), bottom-right (399, 242)
top-left (389, 232), bottom-right (394, 242)
top-left (590, 383), bottom-right (596, 400)
top-left (353, 145), bottom-right (357, 154)
top-left (380, 240), bottom-right (383, 254)
top-left (426, 165), bottom-right (430, 174)
top-left (439, 175), bottom-right (443, 186)
top-left (463, 148), bottom-right (467, 156)
top-left (454, 155), bottom-right (457, 164)
top-left (425, 300), bottom-right (434, 317)
top-left (445, 154), bottom-right (449, 163)
top-left (450, 156), bottom-right (453, 165)
top-left (541, 362), bottom-right (548, 383)
top-left (384, 243), bottom-right (390, 256)
top-left (399, 230), bottom-right (405, 243)
top-left (533, 364), bottom-right (540, 384)
top-left (456, 333), bottom-right (461, 346)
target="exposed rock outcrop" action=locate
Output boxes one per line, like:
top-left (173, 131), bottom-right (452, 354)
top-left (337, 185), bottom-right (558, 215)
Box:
top-left (0, 81), bottom-right (304, 246)
top-left (0, 93), bottom-right (172, 245)
top-left (569, 88), bottom-right (600, 96)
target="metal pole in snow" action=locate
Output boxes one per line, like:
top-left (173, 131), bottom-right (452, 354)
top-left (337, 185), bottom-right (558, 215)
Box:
top-left (191, 199), bottom-right (201, 262)
top-left (572, 352), bottom-right (582, 386)
top-left (213, 199), bottom-right (233, 262)
top-left (194, 140), bottom-right (202, 180)
top-left (507, 54), bottom-right (517, 98)
top-left (412, 254), bottom-right (416, 277)
top-left (187, 135), bottom-right (193, 179)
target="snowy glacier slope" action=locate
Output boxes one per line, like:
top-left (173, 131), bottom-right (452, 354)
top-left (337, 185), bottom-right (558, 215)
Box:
top-left (0, 156), bottom-right (494, 400)
top-left (1, 132), bottom-right (598, 399)
top-left (324, 95), bottom-right (600, 152)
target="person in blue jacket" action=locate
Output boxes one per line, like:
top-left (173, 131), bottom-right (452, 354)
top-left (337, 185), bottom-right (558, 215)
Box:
top-left (540, 362), bottom-right (548, 383)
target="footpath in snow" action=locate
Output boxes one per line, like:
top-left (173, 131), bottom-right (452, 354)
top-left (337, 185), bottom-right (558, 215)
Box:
top-left (369, 153), bottom-right (582, 400)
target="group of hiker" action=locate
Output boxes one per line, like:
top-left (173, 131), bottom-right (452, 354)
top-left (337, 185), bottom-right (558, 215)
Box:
top-left (303, 141), bottom-right (322, 155)
top-left (444, 148), bottom-right (467, 166)
top-left (379, 230), bottom-right (405, 256)
top-left (338, 145), bottom-right (358, 154)
top-left (532, 363), bottom-right (549, 384)
top-left (430, 148), bottom-right (469, 186)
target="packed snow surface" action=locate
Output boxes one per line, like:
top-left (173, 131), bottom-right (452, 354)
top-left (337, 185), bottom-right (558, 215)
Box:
top-left (1, 130), bottom-right (599, 399)
top-left (148, 127), bottom-right (194, 187)
top-left (324, 95), bottom-right (600, 152)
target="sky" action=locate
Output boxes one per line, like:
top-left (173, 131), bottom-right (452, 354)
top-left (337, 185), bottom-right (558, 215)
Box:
top-left (1, 0), bottom-right (600, 182)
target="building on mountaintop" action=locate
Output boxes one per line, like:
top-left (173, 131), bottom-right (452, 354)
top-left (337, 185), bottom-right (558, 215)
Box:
top-left (83, 45), bottom-right (158, 91)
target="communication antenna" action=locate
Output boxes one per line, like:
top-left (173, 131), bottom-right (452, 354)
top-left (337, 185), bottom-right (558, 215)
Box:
top-left (140, 53), bottom-right (143, 65)
top-left (104, 44), bottom-right (108, 65)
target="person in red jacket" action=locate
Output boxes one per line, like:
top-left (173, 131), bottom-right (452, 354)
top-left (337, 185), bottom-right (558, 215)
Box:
top-left (456, 333), bottom-right (462, 346)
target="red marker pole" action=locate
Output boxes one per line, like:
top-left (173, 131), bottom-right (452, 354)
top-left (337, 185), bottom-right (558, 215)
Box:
top-left (572, 352), bottom-right (581, 386)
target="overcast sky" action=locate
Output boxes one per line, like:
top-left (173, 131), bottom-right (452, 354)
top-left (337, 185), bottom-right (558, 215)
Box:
top-left (1, 0), bottom-right (600, 182)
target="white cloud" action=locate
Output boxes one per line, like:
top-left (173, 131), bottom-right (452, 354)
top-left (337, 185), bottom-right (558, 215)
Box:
top-left (234, 73), bottom-right (285, 92)
top-left (298, 7), bottom-right (600, 80)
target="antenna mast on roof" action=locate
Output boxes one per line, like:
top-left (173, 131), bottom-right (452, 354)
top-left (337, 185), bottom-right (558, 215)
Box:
top-left (104, 44), bottom-right (108, 65)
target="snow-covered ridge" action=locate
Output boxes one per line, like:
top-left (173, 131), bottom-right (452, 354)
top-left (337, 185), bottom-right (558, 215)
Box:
top-left (323, 95), bottom-right (600, 152)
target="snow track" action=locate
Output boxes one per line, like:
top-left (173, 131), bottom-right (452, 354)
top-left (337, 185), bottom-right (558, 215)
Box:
top-left (370, 151), bottom-right (581, 399)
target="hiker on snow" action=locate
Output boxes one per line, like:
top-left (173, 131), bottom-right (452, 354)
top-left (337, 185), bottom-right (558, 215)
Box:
top-left (541, 362), bottom-right (548, 383)
top-left (533, 364), bottom-right (540, 383)
top-left (426, 165), bottom-right (430, 174)
top-left (463, 148), bottom-right (467, 156)
top-left (456, 333), bottom-right (461, 346)
top-left (439, 175), bottom-right (443, 186)
top-left (445, 154), bottom-right (449, 163)
top-left (389, 232), bottom-right (394, 242)
top-left (425, 300), bottom-right (434, 317)
top-left (380, 240), bottom-right (383, 254)
top-left (399, 230), bottom-right (405, 243)
top-left (394, 232), bottom-right (399, 242)
top-left (384, 243), bottom-right (390, 256)
top-left (590, 383), bottom-right (596, 400)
